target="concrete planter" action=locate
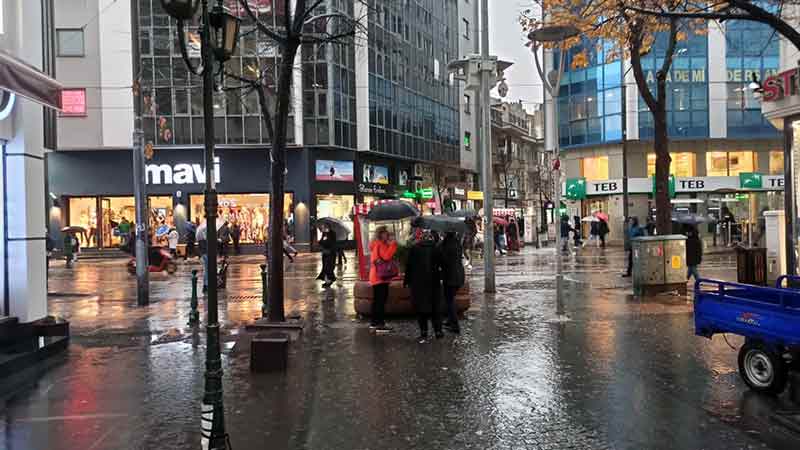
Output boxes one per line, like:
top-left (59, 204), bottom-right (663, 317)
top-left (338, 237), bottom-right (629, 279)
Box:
top-left (354, 280), bottom-right (471, 316)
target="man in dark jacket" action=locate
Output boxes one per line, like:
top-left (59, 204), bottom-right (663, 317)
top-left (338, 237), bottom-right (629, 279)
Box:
top-left (686, 226), bottom-right (703, 281)
top-left (404, 231), bottom-right (444, 342)
top-left (317, 226), bottom-right (337, 287)
top-left (560, 215), bottom-right (573, 252)
top-left (623, 217), bottom-right (645, 277)
top-left (231, 222), bottom-right (241, 255)
top-left (439, 232), bottom-right (465, 334)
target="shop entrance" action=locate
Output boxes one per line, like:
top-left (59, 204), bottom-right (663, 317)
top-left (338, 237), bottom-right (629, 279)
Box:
top-left (316, 194), bottom-right (355, 241)
top-left (67, 195), bottom-right (173, 249)
top-left (189, 193), bottom-right (294, 244)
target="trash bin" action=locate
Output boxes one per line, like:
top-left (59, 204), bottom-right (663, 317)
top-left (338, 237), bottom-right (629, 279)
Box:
top-left (736, 247), bottom-right (767, 286)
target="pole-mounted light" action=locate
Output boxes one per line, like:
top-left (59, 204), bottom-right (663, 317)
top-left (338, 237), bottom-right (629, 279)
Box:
top-left (210, 4), bottom-right (241, 62)
top-left (160, 0), bottom-right (199, 21)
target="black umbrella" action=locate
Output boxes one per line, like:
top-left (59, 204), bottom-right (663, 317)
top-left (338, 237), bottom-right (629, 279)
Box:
top-left (672, 213), bottom-right (716, 225)
top-left (366, 201), bottom-right (420, 221)
top-left (315, 217), bottom-right (349, 240)
top-left (446, 209), bottom-right (478, 218)
top-left (412, 215), bottom-right (466, 235)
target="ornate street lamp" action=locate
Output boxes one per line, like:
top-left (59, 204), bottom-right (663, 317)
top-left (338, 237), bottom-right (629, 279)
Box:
top-left (158, 1), bottom-right (238, 449)
top-left (210, 5), bottom-right (241, 63)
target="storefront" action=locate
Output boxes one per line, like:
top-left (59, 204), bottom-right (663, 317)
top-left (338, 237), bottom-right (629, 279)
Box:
top-left (311, 149), bottom-right (358, 243)
top-left (48, 148), bottom-right (311, 250)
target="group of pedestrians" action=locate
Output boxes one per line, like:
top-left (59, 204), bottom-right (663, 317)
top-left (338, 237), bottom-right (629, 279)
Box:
top-left (560, 212), bottom-right (610, 252)
top-left (369, 226), bottom-right (466, 343)
top-left (622, 218), bottom-right (703, 281)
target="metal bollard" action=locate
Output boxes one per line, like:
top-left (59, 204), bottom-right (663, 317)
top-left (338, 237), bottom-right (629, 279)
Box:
top-left (260, 264), bottom-right (268, 318)
top-left (188, 269), bottom-right (200, 326)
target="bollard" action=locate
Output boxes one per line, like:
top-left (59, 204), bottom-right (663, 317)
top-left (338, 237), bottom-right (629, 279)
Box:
top-left (188, 269), bottom-right (200, 326)
top-left (260, 264), bottom-right (268, 318)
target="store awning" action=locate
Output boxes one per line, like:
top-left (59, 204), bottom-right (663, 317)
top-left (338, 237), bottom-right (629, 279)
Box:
top-left (0, 50), bottom-right (62, 110)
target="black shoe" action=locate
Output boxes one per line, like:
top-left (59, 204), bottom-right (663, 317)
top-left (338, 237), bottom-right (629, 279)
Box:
top-left (418, 334), bottom-right (429, 344)
top-left (435, 331), bottom-right (445, 339)
top-left (621, 273), bottom-right (631, 278)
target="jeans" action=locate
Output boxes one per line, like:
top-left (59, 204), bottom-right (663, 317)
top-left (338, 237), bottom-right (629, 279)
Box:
top-left (371, 283), bottom-right (389, 326)
top-left (417, 300), bottom-right (442, 337)
top-left (687, 265), bottom-right (700, 281)
top-left (625, 250), bottom-right (633, 276)
top-left (202, 254), bottom-right (208, 288)
top-left (443, 285), bottom-right (459, 330)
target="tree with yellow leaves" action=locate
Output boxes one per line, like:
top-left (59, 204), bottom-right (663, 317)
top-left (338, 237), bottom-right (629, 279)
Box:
top-left (522, 1), bottom-right (702, 234)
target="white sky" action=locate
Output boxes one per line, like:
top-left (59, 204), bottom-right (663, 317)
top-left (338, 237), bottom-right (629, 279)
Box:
top-left (488, 1), bottom-right (543, 110)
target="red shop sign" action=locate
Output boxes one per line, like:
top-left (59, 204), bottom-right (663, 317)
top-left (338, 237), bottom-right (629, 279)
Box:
top-left (762, 68), bottom-right (800, 102)
top-left (60, 89), bottom-right (86, 116)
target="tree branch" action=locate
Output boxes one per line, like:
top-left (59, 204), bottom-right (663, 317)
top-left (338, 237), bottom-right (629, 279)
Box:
top-left (238, 0), bottom-right (287, 46)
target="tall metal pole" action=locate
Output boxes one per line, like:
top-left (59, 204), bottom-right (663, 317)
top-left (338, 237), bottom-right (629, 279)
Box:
top-left (621, 64), bottom-right (630, 246)
top-left (131, 0), bottom-right (149, 306)
top-left (199, 1), bottom-right (226, 448)
top-left (552, 80), bottom-right (564, 316)
top-left (480, 0), bottom-right (495, 293)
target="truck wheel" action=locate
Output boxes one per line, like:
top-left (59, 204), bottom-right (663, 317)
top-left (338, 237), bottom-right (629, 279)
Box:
top-left (738, 341), bottom-right (788, 395)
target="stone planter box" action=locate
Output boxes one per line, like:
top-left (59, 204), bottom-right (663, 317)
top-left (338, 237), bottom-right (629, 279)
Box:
top-left (354, 279), bottom-right (471, 316)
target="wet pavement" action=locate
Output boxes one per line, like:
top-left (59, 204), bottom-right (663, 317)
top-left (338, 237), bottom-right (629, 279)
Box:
top-left (1, 247), bottom-right (799, 449)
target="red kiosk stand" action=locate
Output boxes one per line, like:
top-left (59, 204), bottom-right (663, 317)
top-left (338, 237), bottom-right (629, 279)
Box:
top-left (351, 200), bottom-right (471, 316)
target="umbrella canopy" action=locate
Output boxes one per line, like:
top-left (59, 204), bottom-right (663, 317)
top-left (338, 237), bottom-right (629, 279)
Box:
top-left (446, 209), bottom-right (478, 218)
top-left (366, 200), bottom-right (420, 221)
top-left (60, 226), bottom-right (86, 234)
top-left (493, 217), bottom-right (509, 227)
top-left (412, 215), bottom-right (466, 234)
top-left (581, 216), bottom-right (599, 223)
top-left (594, 211), bottom-right (609, 221)
top-left (315, 217), bottom-right (349, 240)
top-left (672, 213), bottom-right (716, 225)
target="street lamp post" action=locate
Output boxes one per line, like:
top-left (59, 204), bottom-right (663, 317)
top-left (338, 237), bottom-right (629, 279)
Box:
top-left (159, 1), bottom-right (239, 448)
top-left (529, 24), bottom-right (579, 318)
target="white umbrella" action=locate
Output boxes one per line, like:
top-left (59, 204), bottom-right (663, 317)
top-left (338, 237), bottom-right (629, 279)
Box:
top-left (581, 216), bottom-right (599, 222)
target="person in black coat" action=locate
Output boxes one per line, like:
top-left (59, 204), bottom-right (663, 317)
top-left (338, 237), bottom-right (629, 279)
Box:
top-left (317, 226), bottom-right (337, 287)
top-left (686, 226), bottom-right (703, 281)
top-left (404, 231), bottom-right (444, 342)
top-left (439, 232), bottom-right (465, 334)
top-left (560, 215), bottom-right (573, 252)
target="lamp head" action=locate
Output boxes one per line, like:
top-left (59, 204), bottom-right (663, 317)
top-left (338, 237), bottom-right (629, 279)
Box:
top-left (210, 4), bottom-right (241, 62)
top-left (159, 0), bottom-right (199, 21)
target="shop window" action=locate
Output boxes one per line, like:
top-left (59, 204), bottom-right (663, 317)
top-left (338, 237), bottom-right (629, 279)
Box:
top-left (580, 156), bottom-right (609, 181)
top-left (57, 29), bottom-right (84, 57)
top-left (189, 193), bottom-right (293, 244)
top-left (728, 151), bottom-right (757, 176)
top-left (316, 194), bottom-right (355, 240)
top-left (706, 152), bottom-right (729, 176)
top-left (101, 197), bottom-right (135, 248)
top-left (68, 197), bottom-right (98, 248)
top-left (647, 152), bottom-right (697, 177)
top-left (770, 151), bottom-right (784, 175)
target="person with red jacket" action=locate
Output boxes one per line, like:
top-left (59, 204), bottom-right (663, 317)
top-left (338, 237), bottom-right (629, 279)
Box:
top-left (369, 226), bottom-right (397, 332)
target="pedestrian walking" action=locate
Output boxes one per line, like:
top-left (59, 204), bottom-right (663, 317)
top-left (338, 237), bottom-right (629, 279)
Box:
top-left (623, 217), bottom-right (644, 277)
top-left (231, 222), bottom-right (241, 255)
top-left (584, 220), bottom-right (599, 247)
top-left (560, 215), bottom-right (573, 252)
top-left (494, 224), bottom-right (506, 255)
top-left (283, 228), bottom-right (298, 262)
top-left (63, 233), bottom-right (74, 268)
top-left (440, 231), bottom-right (465, 334)
top-left (462, 217), bottom-right (477, 268)
top-left (686, 226), bottom-right (703, 281)
top-left (167, 227), bottom-right (179, 258)
top-left (404, 230), bottom-right (444, 342)
top-left (598, 214), bottom-right (610, 248)
top-left (369, 226), bottom-right (397, 332)
top-left (196, 219), bottom-right (208, 292)
top-left (316, 226), bottom-right (337, 287)
top-left (218, 221), bottom-right (231, 256)
top-left (506, 217), bottom-right (520, 253)
top-left (572, 215), bottom-right (583, 247)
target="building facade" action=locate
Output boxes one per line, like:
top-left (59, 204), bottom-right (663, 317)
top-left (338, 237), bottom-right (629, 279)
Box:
top-left (546, 21), bottom-right (784, 245)
top-left (47, 0), bottom-right (466, 250)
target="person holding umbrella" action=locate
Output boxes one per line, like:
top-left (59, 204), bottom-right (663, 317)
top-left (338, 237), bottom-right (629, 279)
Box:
top-left (404, 229), bottom-right (444, 342)
top-left (316, 225), bottom-right (337, 287)
top-left (596, 211), bottom-right (610, 248)
top-left (439, 231), bottom-right (465, 334)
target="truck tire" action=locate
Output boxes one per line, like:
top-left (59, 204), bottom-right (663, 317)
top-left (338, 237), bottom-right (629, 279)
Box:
top-left (738, 341), bottom-right (788, 395)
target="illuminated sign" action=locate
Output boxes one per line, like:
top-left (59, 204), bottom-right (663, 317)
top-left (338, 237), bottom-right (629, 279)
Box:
top-left (60, 89), bottom-right (86, 116)
top-left (645, 69), bottom-right (705, 84)
top-left (762, 68), bottom-right (800, 102)
top-left (146, 157), bottom-right (220, 185)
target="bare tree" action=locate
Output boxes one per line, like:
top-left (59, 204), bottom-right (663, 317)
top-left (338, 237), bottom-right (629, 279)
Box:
top-left (228, 0), bottom-right (366, 322)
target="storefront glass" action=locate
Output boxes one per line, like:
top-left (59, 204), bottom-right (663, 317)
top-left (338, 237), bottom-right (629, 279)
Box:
top-left (316, 194), bottom-right (354, 240)
top-left (647, 152), bottom-right (697, 177)
top-left (101, 197), bottom-right (135, 247)
top-left (770, 150), bottom-right (784, 174)
top-left (189, 193), bottom-right (293, 244)
top-left (580, 156), bottom-right (609, 181)
top-left (68, 197), bottom-right (98, 248)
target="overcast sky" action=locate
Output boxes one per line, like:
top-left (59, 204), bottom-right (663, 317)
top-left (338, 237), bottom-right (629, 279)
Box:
top-left (488, 1), bottom-right (543, 110)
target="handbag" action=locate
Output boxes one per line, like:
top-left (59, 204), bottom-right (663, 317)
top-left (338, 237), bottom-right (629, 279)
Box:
top-left (375, 257), bottom-right (398, 281)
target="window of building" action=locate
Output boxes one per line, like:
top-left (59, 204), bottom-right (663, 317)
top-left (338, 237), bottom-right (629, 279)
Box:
top-left (463, 18), bottom-right (470, 40)
top-left (464, 94), bottom-right (471, 114)
top-left (464, 131), bottom-right (471, 151)
top-left (56, 29), bottom-right (85, 57)
top-left (189, 193), bottom-right (293, 243)
top-left (580, 156), bottom-right (609, 181)
top-left (770, 151), bottom-right (784, 175)
top-left (646, 152), bottom-right (697, 177)
top-left (60, 89), bottom-right (87, 117)
top-left (706, 152), bottom-right (729, 176)
top-left (68, 197), bottom-right (98, 248)
top-left (728, 151), bottom-right (757, 176)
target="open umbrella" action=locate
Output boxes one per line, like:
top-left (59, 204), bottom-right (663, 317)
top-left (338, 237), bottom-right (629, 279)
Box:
top-left (581, 216), bottom-right (599, 223)
top-left (412, 215), bottom-right (466, 234)
top-left (366, 200), bottom-right (420, 221)
top-left (60, 226), bottom-right (86, 234)
top-left (155, 224), bottom-right (171, 237)
top-left (594, 211), bottom-right (609, 222)
top-left (315, 217), bottom-right (349, 240)
top-left (446, 209), bottom-right (478, 218)
top-left (493, 217), bottom-right (509, 227)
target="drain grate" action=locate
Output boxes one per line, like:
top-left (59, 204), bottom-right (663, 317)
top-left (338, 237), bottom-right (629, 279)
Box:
top-left (224, 295), bottom-right (262, 303)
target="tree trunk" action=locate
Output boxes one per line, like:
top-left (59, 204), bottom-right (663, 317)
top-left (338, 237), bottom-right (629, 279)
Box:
top-left (267, 44), bottom-right (299, 322)
top-left (653, 106), bottom-right (672, 234)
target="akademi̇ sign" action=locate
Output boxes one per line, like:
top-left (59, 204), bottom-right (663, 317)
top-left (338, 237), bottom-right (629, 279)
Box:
top-left (146, 157), bottom-right (221, 185)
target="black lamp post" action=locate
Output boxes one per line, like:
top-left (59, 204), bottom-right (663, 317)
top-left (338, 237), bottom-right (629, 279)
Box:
top-left (159, 1), bottom-right (239, 448)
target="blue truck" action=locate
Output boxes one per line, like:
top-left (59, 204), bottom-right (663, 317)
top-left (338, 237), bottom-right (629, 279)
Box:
top-left (694, 277), bottom-right (800, 394)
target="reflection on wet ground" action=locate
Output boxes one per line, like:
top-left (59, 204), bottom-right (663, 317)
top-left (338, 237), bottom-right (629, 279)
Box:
top-left (0, 247), bottom-right (797, 449)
